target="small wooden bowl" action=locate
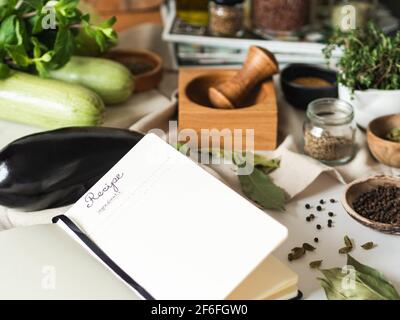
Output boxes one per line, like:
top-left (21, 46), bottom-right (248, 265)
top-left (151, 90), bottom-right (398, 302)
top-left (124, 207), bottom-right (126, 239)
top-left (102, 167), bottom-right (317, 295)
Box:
top-left (342, 175), bottom-right (400, 235)
top-left (105, 49), bottom-right (163, 93)
top-left (367, 114), bottom-right (400, 168)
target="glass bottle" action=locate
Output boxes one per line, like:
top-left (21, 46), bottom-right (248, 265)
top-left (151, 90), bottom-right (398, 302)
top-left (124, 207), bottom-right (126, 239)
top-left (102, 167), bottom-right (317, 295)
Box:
top-left (252, 0), bottom-right (311, 40)
top-left (209, 0), bottom-right (245, 37)
top-left (303, 98), bottom-right (356, 166)
top-left (176, 0), bottom-right (209, 26)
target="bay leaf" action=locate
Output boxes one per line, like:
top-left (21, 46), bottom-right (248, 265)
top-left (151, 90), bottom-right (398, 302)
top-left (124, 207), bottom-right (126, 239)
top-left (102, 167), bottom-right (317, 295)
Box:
top-left (238, 167), bottom-right (286, 211)
top-left (253, 154), bottom-right (280, 174)
top-left (318, 255), bottom-right (400, 300)
top-left (347, 255), bottom-right (400, 300)
top-left (318, 278), bottom-right (347, 300)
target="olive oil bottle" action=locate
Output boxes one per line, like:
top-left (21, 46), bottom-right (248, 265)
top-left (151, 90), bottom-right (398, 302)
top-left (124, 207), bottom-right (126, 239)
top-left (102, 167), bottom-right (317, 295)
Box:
top-left (176, 0), bottom-right (209, 26)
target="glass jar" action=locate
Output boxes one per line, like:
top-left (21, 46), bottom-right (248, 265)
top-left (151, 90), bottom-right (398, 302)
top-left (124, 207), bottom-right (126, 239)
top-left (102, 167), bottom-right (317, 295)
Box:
top-left (252, 0), bottom-right (311, 40)
top-left (176, 0), bottom-right (209, 27)
top-left (209, 0), bottom-right (244, 37)
top-left (303, 98), bottom-right (356, 166)
top-left (332, 0), bottom-right (374, 31)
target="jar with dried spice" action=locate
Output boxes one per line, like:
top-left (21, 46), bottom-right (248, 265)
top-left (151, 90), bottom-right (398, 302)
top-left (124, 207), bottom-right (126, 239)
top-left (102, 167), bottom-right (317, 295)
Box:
top-left (252, 0), bottom-right (311, 40)
top-left (303, 98), bottom-right (356, 166)
top-left (209, 0), bottom-right (245, 37)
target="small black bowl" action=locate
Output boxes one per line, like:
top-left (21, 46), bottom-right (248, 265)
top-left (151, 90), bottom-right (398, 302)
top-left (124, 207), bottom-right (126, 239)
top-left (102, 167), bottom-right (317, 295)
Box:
top-left (281, 64), bottom-right (338, 110)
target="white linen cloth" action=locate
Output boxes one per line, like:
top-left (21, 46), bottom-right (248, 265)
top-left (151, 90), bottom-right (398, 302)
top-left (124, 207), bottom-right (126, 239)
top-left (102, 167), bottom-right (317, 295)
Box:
top-left (0, 24), bottom-right (398, 231)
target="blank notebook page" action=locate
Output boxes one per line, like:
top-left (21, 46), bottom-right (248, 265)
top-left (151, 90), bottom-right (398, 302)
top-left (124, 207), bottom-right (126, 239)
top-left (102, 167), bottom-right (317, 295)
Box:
top-left (67, 134), bottom-right (287, 300)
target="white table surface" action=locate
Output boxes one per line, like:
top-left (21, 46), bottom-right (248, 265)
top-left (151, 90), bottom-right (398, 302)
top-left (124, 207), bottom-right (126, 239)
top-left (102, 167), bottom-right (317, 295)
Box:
top-left (270, 174), bottom-right (400, 300)
top-left (1, 120), bottom-right (399, 300)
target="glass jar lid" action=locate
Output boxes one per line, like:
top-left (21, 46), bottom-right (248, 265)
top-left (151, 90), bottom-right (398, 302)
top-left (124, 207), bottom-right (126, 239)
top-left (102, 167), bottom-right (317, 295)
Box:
top-left (212, 0), bottom-right (244, 6)
top-left (307, 98), bottom-right (354, 126)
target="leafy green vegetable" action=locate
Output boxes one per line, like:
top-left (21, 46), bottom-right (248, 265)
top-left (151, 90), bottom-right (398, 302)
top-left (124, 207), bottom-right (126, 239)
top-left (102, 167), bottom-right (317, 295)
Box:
top-left (0, 0), bottom-right (117, 78)
top-left (318, 255), bottom-right (400, 300)
top-left (324, 23), bottom-right (400, 92)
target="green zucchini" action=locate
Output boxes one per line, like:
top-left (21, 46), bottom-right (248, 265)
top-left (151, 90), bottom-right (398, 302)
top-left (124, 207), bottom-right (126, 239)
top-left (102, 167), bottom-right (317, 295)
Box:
top-left (49, 56), bottom-right (134, 105)
top-left (0, 71), bottom-right (104, 129)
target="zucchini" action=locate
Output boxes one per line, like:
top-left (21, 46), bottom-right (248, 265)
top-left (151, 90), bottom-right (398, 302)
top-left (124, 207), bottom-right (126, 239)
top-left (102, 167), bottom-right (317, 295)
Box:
top-left (0, 71), bottom-right (104, 129)
top-left (49, 56), bottom-right (134, 105)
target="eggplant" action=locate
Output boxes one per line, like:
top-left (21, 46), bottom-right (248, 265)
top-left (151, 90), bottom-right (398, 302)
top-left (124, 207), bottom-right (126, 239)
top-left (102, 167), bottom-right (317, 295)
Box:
top-left (0, 127), bottom-right (144, 211)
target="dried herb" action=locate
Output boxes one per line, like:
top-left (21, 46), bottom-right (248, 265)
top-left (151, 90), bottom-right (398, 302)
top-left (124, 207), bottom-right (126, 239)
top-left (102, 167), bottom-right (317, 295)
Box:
top-left (318, 255), bottom-right (400, 300)
top-left (339, 235), bottom-right (353, 254)
top-left (324, 23), bottom-right (400, 92)
top-left (310, 260), bottom-right (323, 269)
top-left (288, 247), bottom-right (306, 261)
top-left (175, 144), bottom-right (286, 211)
top-left (238, 167), bottom-right (286, 211)
top-left (303, 243), bottom-right (316, 252)
top-left (338, 246), bottom-right (352, 254)
top-left (361, 242), bottom-right (376, 250)
top-left (344, 236), bottom-right (353, 249)
top-left (387, 128), bottom-right (400, 143)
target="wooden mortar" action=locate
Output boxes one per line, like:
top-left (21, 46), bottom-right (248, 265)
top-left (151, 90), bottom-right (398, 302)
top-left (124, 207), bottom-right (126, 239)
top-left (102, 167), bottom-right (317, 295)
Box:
top-left (208, 46), bottom-right (279, 109)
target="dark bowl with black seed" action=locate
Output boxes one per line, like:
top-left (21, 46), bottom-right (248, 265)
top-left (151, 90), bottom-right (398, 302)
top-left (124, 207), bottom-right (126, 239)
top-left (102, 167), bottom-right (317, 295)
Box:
top-left (342, 175), bottom-right (400, 235)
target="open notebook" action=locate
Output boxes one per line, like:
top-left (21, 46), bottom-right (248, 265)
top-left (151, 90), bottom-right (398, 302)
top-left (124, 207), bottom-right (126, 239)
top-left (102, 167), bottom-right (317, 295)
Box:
top-left (0, 134), bottom-right (299, 300)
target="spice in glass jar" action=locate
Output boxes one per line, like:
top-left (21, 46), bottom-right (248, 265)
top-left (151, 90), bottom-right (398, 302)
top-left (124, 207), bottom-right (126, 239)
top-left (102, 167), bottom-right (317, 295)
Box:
top-left (209, 0), bottom-right (244, 37)
top-left (252, 0), bottom-right (311, 39)
top-left (303, 98), bottom-right (356, 166)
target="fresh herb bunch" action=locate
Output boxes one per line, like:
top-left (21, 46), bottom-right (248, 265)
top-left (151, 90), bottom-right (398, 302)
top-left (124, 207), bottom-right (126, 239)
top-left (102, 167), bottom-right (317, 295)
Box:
top-left (0, 0), bottom-right (117, 78)
top-left (387, 128), bottom-right (400, 143)
top-left (324, 23), bottom-right (400, 92)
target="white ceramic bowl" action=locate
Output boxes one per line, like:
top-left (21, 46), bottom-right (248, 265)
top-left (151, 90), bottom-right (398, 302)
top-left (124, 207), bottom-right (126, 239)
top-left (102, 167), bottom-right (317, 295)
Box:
top-left (339, 84), bottom-right (400, 129)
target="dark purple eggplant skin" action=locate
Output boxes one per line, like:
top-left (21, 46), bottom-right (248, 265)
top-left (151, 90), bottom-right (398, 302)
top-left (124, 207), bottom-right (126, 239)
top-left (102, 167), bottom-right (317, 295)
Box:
top-left (0, 127), bottom-right (144, 211)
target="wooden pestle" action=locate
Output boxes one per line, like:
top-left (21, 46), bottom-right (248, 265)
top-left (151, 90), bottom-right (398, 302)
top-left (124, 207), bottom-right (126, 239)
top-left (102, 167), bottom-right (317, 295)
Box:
top-left (209, 46), bottom-right (279, 109)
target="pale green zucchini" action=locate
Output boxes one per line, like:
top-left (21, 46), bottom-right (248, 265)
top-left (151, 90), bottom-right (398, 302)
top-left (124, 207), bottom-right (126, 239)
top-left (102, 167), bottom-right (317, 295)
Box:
top-left (0, 71), bottom-right (105, 129)
top-left (49, 56), bottom-right (134, 105)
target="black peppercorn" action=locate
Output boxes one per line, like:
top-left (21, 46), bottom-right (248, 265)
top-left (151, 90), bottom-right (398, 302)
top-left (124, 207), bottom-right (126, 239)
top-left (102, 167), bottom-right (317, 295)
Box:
top-left (317, 206), bottom-right (322, 211)
top-left (314, 237), bottom-right (319, 243)
top-left (305, 204), bottom-right (311, 209)
top-left (316, 224), bottom-right (322, 230)
top-left (330, 199), bottom-right (336, 203)
top-left (352, 185), bottom-right (400, 225)
top-left (306, 217), bottom-right (311, 222)
top-left (320, 199), bottom-right (325, 204)
top-left (310, 214), bottom-right (315, 220)
top-left (328, 212), bottom-right (334, 217)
